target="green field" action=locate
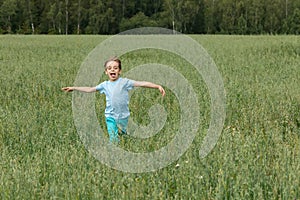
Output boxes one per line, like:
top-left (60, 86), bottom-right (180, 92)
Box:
top-left (0, 34), bottom-right (299, 199)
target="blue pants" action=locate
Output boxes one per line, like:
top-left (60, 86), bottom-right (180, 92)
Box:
top-left (105, 117), bottom-right (128, 143)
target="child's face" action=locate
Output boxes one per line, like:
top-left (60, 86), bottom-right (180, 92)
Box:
top-left (105, 61), bottom-right (121, 81)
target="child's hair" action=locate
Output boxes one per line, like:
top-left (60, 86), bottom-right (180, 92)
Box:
top-left (104, 56), bottom-right (122, 70)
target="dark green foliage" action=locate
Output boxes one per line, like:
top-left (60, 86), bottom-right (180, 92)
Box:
top-left (1, 0), bottom-right (300, 34)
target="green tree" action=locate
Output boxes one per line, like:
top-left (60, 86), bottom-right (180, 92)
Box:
top-left (120, 0), bottom-right (135, 18)
top-left (192, 0), bottom-right (206, 34)
top-left (163, 0), bottom-right (179, 33)
top-left (75, 0), bottom-right (82, 34)
top-left (290, 8), bottom-right (300, 34)
top-left (177, 0), bottom-right (201, 33)
top-left (236, 0), bottom-right (249, 34)
top-left (247, 0), bottom-right (264, 34)
top-left (27, 0), bottom-right (36, 34)
top-left (263, 0), bottom-right (283, 34)
top-left (0, 0), bottom-right (17, 33)
top-left (2, 0), bottom-right (37, 34)
top-left (119, 11), bottom-right (158, 31)
top-left (219, 0), bottom-right (237, 34)
top-left (46, 2), bottom-right (58, 33)
top-left (204, 0), bottom-right (221, 33)
top-left (85, 0), bottom-right (104, 34)
top-left (65, 0), bottom-right (69, 34)
top-left (57, 1), bottom-right (64, 34)
top-left (237, 14), bottom-right (247, 34)
top-left (102, 0), bottom-right (122, 34)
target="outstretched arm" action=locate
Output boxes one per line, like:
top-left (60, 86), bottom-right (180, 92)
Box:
top-left (134, 81), bottom-right (165, 96)
top-left (61, 86), bottom-right (97, 93)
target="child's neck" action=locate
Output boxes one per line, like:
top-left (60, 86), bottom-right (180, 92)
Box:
top-left (109, 77), bottom-right (120, 82)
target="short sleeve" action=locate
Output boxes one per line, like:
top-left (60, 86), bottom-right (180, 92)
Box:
top-left (95, 82), bottom-right (105, 93)
top-left (123, 78), bottom-right (135, 91)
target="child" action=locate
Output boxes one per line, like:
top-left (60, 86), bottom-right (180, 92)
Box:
top-left (62, 56), bottom-right (165, 143)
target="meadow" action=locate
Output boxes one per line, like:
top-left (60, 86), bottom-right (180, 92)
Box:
top-left (0, 34), bottom-right (299, 199)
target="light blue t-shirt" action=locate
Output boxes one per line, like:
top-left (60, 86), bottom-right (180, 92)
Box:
top-left (96, 78), bottom-right (135, 119)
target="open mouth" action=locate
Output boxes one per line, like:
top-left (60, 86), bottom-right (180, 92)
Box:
top-left (110, 73), bottom-right (116, 78)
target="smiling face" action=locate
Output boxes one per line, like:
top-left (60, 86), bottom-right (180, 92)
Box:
top-left (105, 60), bottom-right (121, 81)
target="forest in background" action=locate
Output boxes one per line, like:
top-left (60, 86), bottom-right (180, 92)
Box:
top-left (0, 0), bottom-right (300, 35)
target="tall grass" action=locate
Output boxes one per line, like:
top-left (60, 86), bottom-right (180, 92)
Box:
top-left (0, 34), bottom-right (299, 199)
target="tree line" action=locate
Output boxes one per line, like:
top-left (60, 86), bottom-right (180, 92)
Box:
top-left (0, 0), bottom-right (299, 35)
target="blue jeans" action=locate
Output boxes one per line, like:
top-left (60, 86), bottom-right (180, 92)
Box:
top-left (105, 117), bottom-right (128, 143)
